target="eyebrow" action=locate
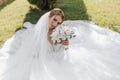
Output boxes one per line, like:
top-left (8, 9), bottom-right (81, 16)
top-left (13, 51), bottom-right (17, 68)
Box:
top-left (53, 18), bottom-right (57, 21)
top-left (54, 16), bottom-right (62, 24)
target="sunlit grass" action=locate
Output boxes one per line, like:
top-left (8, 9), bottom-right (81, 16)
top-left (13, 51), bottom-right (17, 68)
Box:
top-left (57, 0), bottom-right (120, 32)
top-left (84, 0), bottom-right (120, 32)
top-left (0, 0), bottom-right (30, 46)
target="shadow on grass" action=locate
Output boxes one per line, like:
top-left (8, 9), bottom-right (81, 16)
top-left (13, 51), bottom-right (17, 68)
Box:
top-left (23, 8), bottom-right (49, 24)
top-left (23, 0), bottom-right (89, 21)
top-left (0, 0), bottom-right (15, 11)
top-left (56, 0), bottom-right (89, 20)
top-left (22, 0), bottom-right (89, 27)
top-left (15, 8), bottom-right (49, 31)
top-left (16, 0), bottom-right (90, 31)
top-left (21, 0), bottom-right (90, 24)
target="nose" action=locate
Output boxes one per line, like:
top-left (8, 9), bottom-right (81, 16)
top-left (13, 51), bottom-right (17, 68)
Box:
top-left (53, 22), bottom-right (58, 28)
top-left (55, 22), bottom-right (58, 26)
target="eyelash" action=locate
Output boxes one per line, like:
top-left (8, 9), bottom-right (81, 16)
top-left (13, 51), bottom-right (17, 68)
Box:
top-left (53, 18), bottom-right (57, 22)
top-left (57, 22), bottom-right (61, 25)
top-left (53, 18), bottom-right (61, 25)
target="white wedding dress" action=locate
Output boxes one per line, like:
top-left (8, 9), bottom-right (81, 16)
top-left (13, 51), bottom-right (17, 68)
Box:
top-left (0, 12), bottom-right (120, 80)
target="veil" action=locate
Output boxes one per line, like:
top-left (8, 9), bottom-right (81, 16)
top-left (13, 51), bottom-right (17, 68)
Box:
top-left (0, 12), bottom-right (50, 79)
top-left (13, 11), bottom-right (50, 62)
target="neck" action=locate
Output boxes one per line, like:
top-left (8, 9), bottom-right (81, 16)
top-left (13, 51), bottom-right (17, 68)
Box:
top-left (49, 28), bottom-right (53, 32)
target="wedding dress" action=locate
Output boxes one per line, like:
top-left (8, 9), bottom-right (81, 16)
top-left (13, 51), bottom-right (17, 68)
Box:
top-left (0, 12), bottom-right (120, 80)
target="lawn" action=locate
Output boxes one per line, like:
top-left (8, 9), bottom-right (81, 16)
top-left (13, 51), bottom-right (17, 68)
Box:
top-left (0, 0), bottom-right (120, 47)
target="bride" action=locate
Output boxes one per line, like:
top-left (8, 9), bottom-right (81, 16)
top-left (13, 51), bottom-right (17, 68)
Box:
top-left (0, 8), bottom-right (120, 80)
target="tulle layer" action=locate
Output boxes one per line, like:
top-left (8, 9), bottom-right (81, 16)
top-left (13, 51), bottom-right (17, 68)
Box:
top-left (0, 20), bottom-right (120, 80)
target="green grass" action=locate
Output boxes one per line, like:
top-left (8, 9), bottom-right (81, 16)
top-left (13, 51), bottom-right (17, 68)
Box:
top-left (83, 0), bottom-right (120, 31)
top-left (57, 0), bottom-right (120, 31)
top-left (0, 0), bottom-right (30, 46)
top-left (0, 0), bottom-right (120, 47)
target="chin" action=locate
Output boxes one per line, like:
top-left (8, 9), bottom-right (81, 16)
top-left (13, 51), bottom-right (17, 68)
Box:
top-left (50, 26), bottom-right (55, 29)
top-left (49, 27), bottom-right (54, 30)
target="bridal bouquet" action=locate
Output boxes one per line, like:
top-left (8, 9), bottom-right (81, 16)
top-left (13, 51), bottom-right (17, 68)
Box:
top-left (50, 24), bottom-right (76, 50)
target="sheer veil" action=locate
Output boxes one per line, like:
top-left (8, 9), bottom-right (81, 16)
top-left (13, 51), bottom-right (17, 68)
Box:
top-left (0, 12), bottom-right (50, 79)
top-left (14, 11), bottom-right (50, 62)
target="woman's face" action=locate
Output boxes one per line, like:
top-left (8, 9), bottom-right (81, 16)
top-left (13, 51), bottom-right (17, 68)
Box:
top-left (49, 15), bottom-right (63, 30)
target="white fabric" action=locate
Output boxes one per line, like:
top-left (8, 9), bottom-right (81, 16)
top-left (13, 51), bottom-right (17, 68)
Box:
top-left (0, 12), bottom-right (120, 80)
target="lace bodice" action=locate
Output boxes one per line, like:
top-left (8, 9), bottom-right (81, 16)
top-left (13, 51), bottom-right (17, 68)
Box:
top-left (48, 40), bottom-right (65, 51)
top-left (47, 41), bottom-right (69, 61)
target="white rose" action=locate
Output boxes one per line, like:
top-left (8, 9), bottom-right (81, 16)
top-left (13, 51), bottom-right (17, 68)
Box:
top-left (62, 35), bottom-right (67, 40)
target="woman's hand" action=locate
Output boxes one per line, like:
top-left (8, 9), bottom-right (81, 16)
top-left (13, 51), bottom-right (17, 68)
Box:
top-left (61, 40), bottom-right (69, 46)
